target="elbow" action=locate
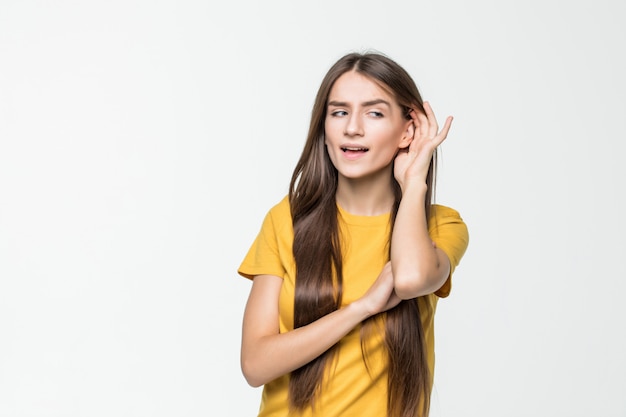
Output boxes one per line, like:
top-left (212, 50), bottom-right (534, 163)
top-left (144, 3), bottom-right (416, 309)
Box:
top-left (392, 250), bottom-right (451, 299)
top-left (241, 356), bottom-right (266, 388)
top-left (394, 271), bottom-right (428, 299)
top-left (394, 265), bottom-right (446, 299)
top-left (244, 376), bottom-right (264, 389)
top-left (242, 367), bottom-right (264, 388)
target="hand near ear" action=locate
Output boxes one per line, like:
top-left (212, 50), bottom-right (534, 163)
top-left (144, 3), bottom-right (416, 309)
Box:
top-left (394, 101), bottom-right (453, 192)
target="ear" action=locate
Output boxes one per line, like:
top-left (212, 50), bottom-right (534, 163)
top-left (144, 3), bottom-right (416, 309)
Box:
top-left (398, 120), bottom-right (415, 149)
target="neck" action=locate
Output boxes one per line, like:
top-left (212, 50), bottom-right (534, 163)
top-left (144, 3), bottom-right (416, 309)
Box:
top-left (335, 171), bottom-right (395, 216)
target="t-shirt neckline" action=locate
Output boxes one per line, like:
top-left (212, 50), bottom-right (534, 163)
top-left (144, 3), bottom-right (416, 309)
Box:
top-left (336, 204), bottom-right (391, 227)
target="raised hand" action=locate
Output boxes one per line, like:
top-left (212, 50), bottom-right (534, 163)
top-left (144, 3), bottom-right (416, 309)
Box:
top-left (394, 101), bottom-right (453, 191)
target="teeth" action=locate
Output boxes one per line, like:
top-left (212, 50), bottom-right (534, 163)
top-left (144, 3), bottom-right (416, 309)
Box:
top-left (343, 147), bottom-right (368, 151)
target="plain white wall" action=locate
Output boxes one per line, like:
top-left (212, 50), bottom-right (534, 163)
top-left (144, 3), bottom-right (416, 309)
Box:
top-left (1, 1), bottom-right (625, 416)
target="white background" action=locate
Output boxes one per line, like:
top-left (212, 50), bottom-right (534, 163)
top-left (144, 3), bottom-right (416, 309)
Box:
top-left (1, 1), bottom-right (625, 416)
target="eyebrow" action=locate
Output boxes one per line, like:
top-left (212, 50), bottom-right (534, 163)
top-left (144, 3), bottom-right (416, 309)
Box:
top-left (327, 99), bottom-right (392, 108)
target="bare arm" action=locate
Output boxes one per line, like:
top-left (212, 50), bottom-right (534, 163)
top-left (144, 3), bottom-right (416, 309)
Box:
top-left (390, 182), bottom-right (450, 298)
top-left (392, 101), bottom-right (453, 299)
top-left (241, 263), bottom-right (399, 387)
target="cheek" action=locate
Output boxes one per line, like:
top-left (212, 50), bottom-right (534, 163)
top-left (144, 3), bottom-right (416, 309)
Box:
top-left (323, 120), bottom-right (331, 145)
top-left (324, 122), bottom-right (341, 146)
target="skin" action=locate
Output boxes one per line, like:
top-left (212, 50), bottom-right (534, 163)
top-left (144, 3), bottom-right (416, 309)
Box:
top-left (241, 71), bottom-right (454, 387)
top-left (391, 101), bottom-right (454, 299)
top-left (325, 71), bottom-right (414, 215)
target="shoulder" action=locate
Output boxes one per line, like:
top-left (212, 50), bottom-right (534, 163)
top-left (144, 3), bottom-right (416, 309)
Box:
top-left (428, 204), bottom-right (469, 251)
top-left (430, 204), bottom-right (462, 219)
top-left (262, 195), bottom-right (293, 234)
top-left (268, 195), bottom-right (291, 216)
top-left (266, 195), bottom-right (292, 223)
top-left (428, 204), bottom-right (466, 229)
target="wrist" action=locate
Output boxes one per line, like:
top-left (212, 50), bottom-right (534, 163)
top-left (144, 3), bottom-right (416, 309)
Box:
top-left (348, 299), bottom-right (375, 321)
top-left (400, 180), bottom-right (428, 197)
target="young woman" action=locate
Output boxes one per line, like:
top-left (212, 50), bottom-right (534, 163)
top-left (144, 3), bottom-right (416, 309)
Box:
top-left (237, 51), bottom-right (469, 417)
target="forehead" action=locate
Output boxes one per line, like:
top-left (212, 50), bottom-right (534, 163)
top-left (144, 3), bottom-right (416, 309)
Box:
top-left (328, 71), bottom-right (396, 104)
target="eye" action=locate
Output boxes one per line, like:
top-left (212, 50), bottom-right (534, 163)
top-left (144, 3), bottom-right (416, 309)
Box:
top-left (330, 110), bottom-right (348, 117)
top-left (369, 111), bottom-right (384, 118)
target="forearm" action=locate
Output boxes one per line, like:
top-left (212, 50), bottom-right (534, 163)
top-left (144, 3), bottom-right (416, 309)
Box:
top-left (242, 299), bottom-right (371, 387)
top-left (391, 182), bottom-right (448, 299)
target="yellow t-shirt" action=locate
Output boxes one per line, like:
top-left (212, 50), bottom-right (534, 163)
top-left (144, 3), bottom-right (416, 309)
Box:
top-left (238, 196), bottom-right (469, 417)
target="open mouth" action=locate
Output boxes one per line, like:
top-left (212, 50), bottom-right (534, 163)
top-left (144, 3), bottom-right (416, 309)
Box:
top-left (341, 146), bottom-right (369, 153)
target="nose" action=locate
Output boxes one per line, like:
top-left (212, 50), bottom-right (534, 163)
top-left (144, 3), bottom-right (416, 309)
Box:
top-left (344, 114), bottom-right (364, 137)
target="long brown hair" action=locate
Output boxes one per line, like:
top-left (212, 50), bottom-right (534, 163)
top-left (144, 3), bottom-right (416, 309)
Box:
top-left (288, 52), bottom-right (436, 417)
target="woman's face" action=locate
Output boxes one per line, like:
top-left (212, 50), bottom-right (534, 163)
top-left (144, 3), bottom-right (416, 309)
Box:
top-left (324, 71), bottom-right (413, 182)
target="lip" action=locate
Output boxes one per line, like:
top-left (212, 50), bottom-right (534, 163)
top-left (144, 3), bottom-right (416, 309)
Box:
top-left (340, 142), bottom-right (369, 150)
top-left (339, 143), bottom-right (369, 161)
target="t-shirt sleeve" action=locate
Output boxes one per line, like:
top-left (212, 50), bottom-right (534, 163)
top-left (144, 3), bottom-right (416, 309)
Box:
top-left (428, 205), bottom-right (469, 298)
top-left (238, 207), bottom-right (287, 281)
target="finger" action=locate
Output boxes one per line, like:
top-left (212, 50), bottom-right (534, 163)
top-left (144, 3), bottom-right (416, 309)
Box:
top-left (423, 101), bottom-right (440, 139)
top-left (411, 108), bottom-right (429, 140)
top-left (433, 116), bottom-right (453, 147)
top-left (387, 291), bottom-right (402, 310)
